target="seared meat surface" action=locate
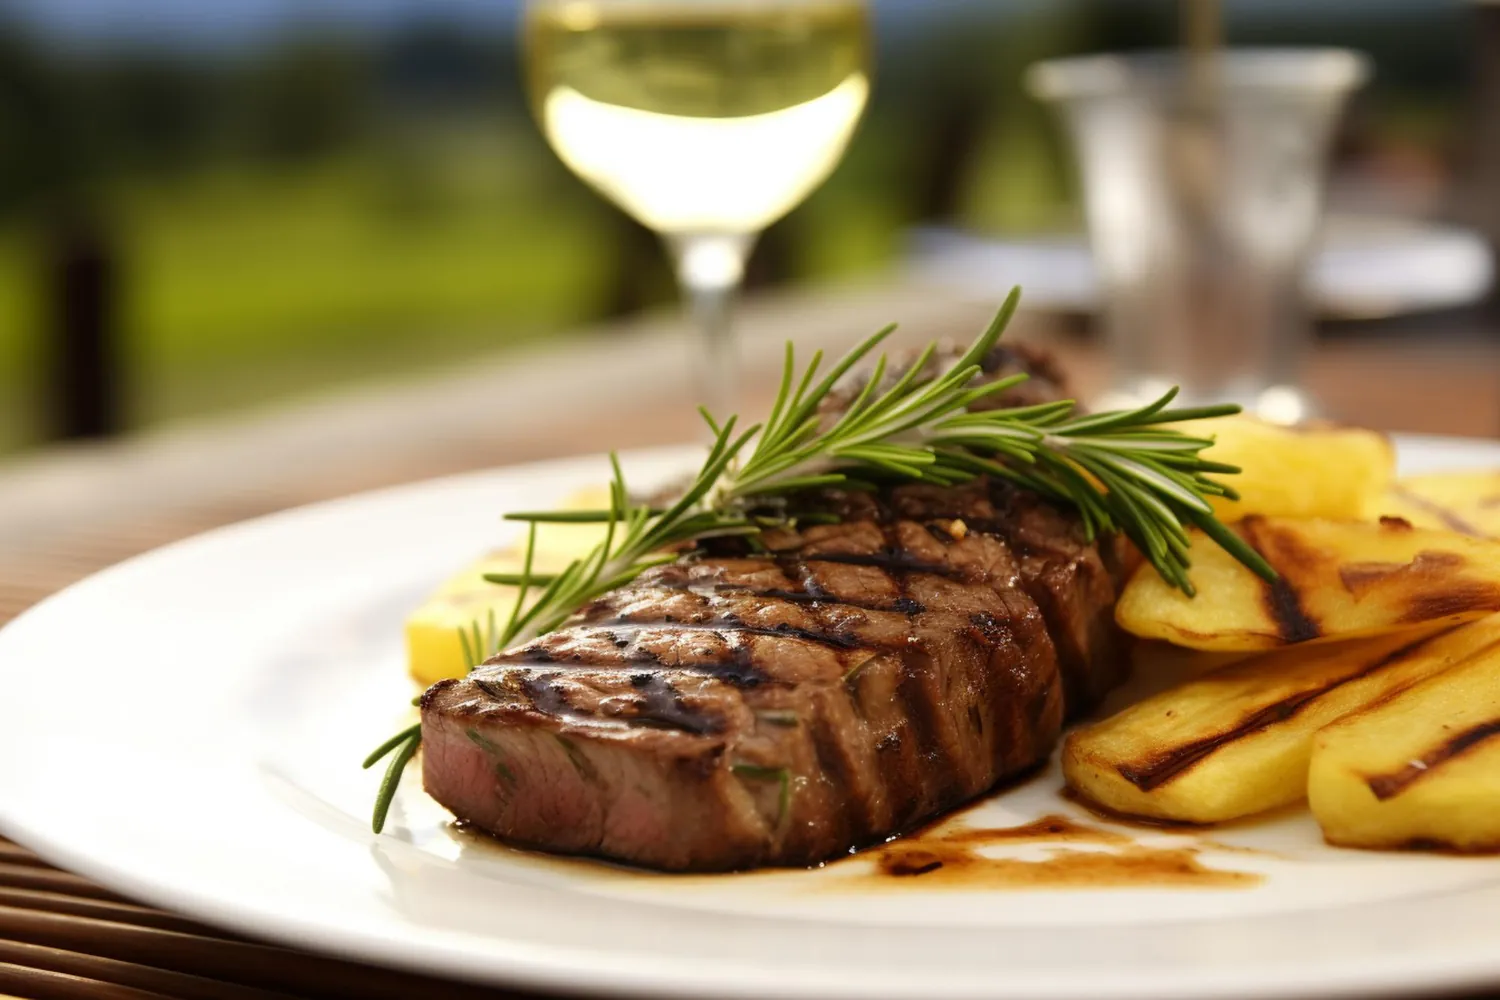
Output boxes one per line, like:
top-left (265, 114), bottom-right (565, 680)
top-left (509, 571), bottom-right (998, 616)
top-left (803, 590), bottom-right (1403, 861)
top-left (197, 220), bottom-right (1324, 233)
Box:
top-left (422, 477), bottom-right (1131, 871)
top-left (836, 480), bottom-right (1129, 716)
top-left (420, 342), bottom-right (1129, 871)
top-left (820, 339), bottom-right (1127, 711)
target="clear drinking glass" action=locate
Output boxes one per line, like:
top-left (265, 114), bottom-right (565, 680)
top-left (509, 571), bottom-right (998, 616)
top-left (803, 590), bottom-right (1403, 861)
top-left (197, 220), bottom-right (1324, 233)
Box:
top-left (1028, 50), bottom-right (1368, 422)
top-left (523, 0), bottom-right (872, 415)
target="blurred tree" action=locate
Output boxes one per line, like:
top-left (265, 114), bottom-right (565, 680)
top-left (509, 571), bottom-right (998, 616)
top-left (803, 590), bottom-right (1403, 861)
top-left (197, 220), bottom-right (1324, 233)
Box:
top-left (1079, 0), bottom-right (1176, 51)
top-left (0, 29), bottom-right (125, 439)
top-left (0, 31), bottom-right (86, 219)
top-left (241, 39), bottom-right (370, 163)
top-left (95, 56), bottom-right (222, 176)
top-left (381, 20), bottom-right (494, 106)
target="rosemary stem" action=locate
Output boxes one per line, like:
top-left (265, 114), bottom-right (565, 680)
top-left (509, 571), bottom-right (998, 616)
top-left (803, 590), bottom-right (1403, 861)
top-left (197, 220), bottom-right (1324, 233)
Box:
top-left (366, 286), bottom-right (1275, 836)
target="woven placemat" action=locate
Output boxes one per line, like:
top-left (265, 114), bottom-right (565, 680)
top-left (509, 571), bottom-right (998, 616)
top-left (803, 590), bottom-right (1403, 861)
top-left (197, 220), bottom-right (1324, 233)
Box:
top-left (0, 833), bottom-right (546, 1000)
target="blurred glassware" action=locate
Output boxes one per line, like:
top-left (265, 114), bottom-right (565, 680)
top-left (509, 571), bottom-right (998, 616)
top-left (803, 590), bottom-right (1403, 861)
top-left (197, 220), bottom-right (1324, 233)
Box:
top-left (1029, 49), bottom-right (1369, 423)
top-left (524, 0), bottom-right (871, 415)
top-left (903, 217), bottom-right (1495, 321)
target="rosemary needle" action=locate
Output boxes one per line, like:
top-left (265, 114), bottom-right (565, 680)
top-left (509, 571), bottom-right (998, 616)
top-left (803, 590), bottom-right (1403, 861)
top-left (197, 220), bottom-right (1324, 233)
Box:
top-left (368, 725), bottom-right (421, 835)
top-left (363, 285), bottom-right (1274, 833)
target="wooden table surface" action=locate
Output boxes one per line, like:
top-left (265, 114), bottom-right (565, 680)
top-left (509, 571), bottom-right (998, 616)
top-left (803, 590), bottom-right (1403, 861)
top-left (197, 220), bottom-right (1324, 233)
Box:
top-left (0, 281), bottom-right (1496, 999)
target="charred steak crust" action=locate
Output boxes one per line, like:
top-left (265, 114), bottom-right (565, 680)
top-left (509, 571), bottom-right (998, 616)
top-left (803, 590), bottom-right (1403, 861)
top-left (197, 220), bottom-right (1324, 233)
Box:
top-left (817, 339), bottom-right (1125, 710)
top-left (421, 507), bottom-right (1066, 872)
top-left (827, 479), bottom-right (1130, 716)
top-left (421, 343), bottom-right (1129, 871)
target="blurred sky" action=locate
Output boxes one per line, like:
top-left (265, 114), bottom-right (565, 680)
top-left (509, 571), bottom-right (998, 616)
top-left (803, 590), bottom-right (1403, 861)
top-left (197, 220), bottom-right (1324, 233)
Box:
top-left (5, 0), bottom-right (1417, 52)
top-left (6, 0), bottom-right (967, 50)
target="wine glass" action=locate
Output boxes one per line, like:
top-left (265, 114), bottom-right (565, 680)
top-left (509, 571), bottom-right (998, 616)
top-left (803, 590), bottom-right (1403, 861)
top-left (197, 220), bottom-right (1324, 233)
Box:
top-left (523, 0), bottom-right (872, 415)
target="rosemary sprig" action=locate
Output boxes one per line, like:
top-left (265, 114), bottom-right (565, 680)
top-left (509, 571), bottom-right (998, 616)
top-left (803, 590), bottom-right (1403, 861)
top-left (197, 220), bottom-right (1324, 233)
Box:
top-left (363, 286), bottom-right (1275, 833)
top-left (361, 440), bottom-right (763, 830)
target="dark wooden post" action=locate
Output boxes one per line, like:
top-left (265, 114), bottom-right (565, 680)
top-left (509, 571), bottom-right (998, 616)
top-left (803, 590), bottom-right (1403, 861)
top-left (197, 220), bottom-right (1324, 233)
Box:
top-left (45, 208), bottom-right (121, 440)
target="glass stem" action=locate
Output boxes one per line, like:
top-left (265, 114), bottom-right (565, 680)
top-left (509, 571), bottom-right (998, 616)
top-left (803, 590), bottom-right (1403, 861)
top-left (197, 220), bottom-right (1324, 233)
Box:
top-left (667, 232), bottom-right (755, 419)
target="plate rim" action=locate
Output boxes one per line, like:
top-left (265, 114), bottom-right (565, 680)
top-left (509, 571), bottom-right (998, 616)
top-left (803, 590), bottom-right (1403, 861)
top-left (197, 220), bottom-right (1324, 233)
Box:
top-left (3, 434), bottom-right (1500, 1000)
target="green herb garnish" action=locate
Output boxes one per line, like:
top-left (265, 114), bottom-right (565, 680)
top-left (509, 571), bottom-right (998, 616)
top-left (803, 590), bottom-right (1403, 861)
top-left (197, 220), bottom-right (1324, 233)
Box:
top-left (732, 764), bottom-right (792, 827)
top-left (364, 286), bottom-right (1275, 833)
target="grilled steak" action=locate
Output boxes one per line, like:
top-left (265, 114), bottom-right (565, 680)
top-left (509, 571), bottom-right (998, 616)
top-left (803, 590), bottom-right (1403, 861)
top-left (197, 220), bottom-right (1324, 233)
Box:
top-left (421, 477), bottom-right (1137, 871)
top-left (825, 340), bottom-right (1073, 416)
top-left (821, 340), bottom-right (1125, 712)
top-left (420, 342), bottom-right (1129, 871)
top-left (816, 479), bottom-right (1129, 716)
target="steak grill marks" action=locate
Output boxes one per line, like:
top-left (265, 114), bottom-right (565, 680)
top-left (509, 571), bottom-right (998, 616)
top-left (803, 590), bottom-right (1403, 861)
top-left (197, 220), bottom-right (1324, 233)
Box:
top-left (596, 617), bottom-right (864, 651)
top-left (489, 515), bottom-right (1005, 740)
top-left (417, 342), bottom-right (1127, 870)
top-left (793, 550), bottom-right (963, 577)
top-left (626, 672), bottom-right (727, 735)
top-left (421, 486), bottom-right (1094, 870)
top-left (718, 585), bottom-right (928, 616)
top-left (423, 480), bottom-right (1132, 869)
top-left (558, 524), bottom-right (964, 694)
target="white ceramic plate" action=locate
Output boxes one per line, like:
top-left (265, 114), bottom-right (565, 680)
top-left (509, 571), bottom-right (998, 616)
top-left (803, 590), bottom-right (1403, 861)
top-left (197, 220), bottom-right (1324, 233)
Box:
top-left (2, 437), bottom-right (1499, 1000)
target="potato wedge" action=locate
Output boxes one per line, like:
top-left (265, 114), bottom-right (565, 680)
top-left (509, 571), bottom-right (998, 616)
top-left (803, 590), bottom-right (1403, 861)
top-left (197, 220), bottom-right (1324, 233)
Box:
top-left (1116, 516), bottom-right (1500, 651)
top-left (1309, 636), bottom-right (1500, 852)
top-left (1174, 415), bottom-right (1393, 520)
top-left (1130, 640), bottom-right (1251, 678)
top-left (406, 551), bottom-right (523, 688)
top-left (1064, 618), bottom-right (1500, 822)
top-left (405, 486), bottom-right (610, 687)
top-left (1372, 469), bottom-right (1500, 538)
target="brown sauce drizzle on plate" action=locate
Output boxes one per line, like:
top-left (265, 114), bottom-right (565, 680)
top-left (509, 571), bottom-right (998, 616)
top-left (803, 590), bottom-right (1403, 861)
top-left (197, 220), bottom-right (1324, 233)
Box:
top-left (869, 841), bottom-right (1252, 888)
top-left (452, 805), bottom-right (1264, 890)
top-left (828, 809), bottom-right (1261, 890)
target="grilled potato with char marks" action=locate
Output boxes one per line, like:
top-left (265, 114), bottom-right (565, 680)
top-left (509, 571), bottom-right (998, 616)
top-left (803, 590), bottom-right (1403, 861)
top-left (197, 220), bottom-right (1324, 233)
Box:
top-left (1310, 637), bottom-right (1500, 852)
top-left (1116, 516), bottom-right (1500, 651)
top-left (1173, 415), bottom-right (1394, 521)
top-left (1064, 618), bottom-right (1500, 823)
top-left (1372, 469), bottom-right (1500, 539)
top-left (1129, 640), bottom-right (1251, 680)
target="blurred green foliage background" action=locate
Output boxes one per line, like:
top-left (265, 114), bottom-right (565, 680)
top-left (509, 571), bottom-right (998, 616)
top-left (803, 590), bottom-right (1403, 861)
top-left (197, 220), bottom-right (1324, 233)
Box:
top-left (0, 0), bottom-right (1471, 453)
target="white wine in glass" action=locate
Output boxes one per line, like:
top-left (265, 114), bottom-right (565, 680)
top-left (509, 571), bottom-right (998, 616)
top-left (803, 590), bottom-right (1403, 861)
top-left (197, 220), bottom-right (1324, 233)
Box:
top-left (524, 0), bottom-right (871, 414)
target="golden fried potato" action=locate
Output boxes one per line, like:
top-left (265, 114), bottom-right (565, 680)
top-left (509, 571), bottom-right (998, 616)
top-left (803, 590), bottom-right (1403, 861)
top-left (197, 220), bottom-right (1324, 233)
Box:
top-left (405, 486), bottom-right (610, 687)
top-left (1371, 469), bottom-right (1500, 538)
top-left (1064, 619), bottom-right (1500, 822)
top-left (1174, 415), bottom-right (1393, 521)
top-left (1309, 633), bottom-right (1500, 852)
top-left (406, 551), bottom-right (523, 688)
top-left (1116, 516), bottom-right (1500, 651)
